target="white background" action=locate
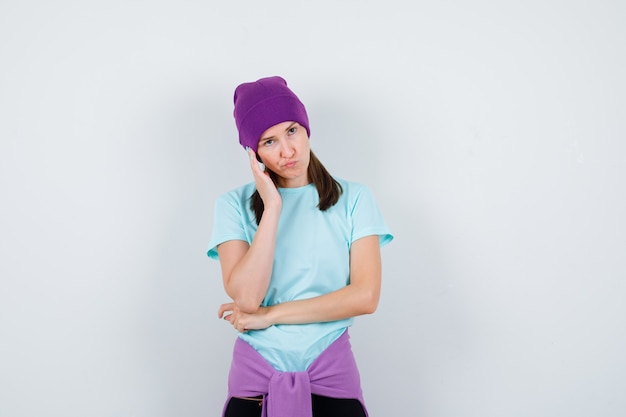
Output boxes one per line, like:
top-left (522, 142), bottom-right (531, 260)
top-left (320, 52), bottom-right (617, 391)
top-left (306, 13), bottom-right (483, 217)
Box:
top-left (1, 1), bottom-right (625, 416)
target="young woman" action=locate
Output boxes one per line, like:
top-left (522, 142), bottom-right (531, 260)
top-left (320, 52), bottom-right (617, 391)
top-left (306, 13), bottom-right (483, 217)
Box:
top-left (207, 76), bottom-right (393, 417)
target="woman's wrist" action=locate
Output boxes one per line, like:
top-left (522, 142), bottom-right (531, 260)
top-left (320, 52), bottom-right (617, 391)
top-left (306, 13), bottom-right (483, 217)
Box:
top-left (264, 304), bottom-right (278, 326)
top-left (263, 199), bottom-right (282, 213)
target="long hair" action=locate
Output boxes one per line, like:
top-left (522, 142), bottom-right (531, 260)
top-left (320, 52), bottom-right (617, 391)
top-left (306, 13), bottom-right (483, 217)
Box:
top-left (250, 150), bottom-right (343, 225)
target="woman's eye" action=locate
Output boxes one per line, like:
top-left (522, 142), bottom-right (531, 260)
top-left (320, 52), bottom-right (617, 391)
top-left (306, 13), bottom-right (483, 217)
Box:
top-left (263, 139), bottom-right (274, 146)
top-left (288, 127), bottom-right (297, 135)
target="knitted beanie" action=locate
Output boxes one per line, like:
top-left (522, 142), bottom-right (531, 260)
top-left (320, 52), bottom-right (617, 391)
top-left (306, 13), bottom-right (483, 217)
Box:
top-left (233, 76), bottom-right (310, 153)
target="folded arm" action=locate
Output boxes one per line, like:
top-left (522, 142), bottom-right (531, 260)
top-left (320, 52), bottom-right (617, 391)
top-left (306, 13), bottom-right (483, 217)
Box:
top-left (219, 235), bottom-right (382, 331)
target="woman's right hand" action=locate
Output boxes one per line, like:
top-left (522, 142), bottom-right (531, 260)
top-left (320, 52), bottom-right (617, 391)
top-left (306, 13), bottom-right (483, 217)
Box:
top-left (248, 147), bottom-right (281, 209)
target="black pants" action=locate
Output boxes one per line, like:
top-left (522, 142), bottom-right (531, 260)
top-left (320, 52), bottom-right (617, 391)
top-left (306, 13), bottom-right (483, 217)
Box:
top-left (224, 394), bottom-right (367, 417)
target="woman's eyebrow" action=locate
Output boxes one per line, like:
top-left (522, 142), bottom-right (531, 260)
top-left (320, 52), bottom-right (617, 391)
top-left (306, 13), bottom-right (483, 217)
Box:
top-left (259, 133), bottom-right (275, 142)
top-left (260, 123), bottom-right (299, 142)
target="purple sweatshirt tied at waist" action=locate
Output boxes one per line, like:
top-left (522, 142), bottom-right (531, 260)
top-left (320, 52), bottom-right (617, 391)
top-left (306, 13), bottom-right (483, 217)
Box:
top-left (223, 330), bottom-right (369, 417)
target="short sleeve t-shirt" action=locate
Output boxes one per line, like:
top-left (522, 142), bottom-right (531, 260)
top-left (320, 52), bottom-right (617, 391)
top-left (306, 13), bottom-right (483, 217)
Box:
top-left (207, 178), bottom-right (393, 371)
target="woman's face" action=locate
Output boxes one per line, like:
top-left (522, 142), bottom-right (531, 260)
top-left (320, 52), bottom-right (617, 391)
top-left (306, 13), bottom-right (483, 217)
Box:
top-left (257, 121), bottom-right (310, 188)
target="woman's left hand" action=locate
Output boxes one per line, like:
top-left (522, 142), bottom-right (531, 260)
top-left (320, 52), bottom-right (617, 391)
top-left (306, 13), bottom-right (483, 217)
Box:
top-left (218, 302), bottom-right (273, 332)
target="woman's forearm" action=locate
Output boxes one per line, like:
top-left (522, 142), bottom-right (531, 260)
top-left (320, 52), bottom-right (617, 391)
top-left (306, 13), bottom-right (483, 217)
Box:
top-left (266, 282), bottom-right (380, 325)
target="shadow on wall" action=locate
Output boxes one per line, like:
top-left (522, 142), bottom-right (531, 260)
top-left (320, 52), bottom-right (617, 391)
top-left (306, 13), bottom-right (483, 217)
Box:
top-left (135, 89), bottom-right (244, 416)
top-left (306, 86), bottom-right (474, 415)
top-left (305, 91), bottom-right (386, 185)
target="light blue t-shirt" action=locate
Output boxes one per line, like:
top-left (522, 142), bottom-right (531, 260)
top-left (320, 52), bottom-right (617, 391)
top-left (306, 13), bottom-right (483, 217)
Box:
top-left (207, 178), bottom-right (393, 371)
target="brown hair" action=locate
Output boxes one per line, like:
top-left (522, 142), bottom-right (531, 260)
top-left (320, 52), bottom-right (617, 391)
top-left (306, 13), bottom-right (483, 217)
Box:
top-left (250, 150), bottom-right (343, 225)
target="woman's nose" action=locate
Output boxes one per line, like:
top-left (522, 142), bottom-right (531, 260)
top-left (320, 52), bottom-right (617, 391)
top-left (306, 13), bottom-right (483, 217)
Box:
top-left (281, 144), bottom-right (295, 158)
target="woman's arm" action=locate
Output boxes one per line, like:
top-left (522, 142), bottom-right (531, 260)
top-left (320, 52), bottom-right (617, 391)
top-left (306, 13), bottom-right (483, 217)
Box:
top-left (219, 235), bottom-right (382, 330)
top-left (218, 149), bottom-right (282, 314)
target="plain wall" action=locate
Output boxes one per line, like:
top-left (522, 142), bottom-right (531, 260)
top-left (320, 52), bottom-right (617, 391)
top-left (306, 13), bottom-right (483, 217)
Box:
top-left (1, 1), bottom-right (625, 416)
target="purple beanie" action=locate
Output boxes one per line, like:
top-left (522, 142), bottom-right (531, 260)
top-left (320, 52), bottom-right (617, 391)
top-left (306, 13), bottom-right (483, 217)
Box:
top-left (233, 76), bottom-right (310, 153)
